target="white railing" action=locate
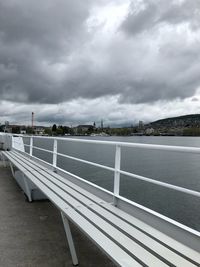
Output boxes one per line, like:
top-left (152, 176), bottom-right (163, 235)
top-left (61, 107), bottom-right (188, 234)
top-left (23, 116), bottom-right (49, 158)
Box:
top-left (12, 135), bottom-right (200, 205)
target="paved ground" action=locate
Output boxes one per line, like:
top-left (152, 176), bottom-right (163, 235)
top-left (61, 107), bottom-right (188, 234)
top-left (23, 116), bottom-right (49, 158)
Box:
top-left (0, 166), bottom-right (115, 267)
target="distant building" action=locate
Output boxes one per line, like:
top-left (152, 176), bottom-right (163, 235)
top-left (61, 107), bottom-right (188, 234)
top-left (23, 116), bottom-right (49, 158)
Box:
top-left (101, 120), bottom-right (104, 129)
top-left (34, 126), bottom-right (45, 135)
top-left (20, 129), bottom-right (26, 134)
top-left (4, 126), bottom-right (12, 133)
top-left (138, 120), bottom-right (144, 130)
top-left (145, 128), bottom-right (154, 135)
top-left (75, 125), bottom-right (94, 135)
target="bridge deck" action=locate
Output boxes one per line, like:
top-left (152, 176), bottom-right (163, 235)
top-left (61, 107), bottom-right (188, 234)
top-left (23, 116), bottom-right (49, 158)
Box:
top-left (0, 166), bottom-right (115, 267)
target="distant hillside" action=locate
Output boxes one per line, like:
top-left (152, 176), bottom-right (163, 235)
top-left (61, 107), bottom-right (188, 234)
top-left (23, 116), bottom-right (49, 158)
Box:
top-left (150, 114), bottom-right (200, 128)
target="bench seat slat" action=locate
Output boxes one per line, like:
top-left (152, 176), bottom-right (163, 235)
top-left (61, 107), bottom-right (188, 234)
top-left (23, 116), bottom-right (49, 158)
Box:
top-left (9, 154), bottom-right (169, 267)
top-left (16, 149), bottom-right (200, 263)
top-left (10, 151), bottom-right (198, 267)
top-left (10, 150), bottom-right (200, 265)
top-left (3, 150), bottom-right (200, 266)
top-left (2, 151), bottom-right (142, 267)
top-left (42, 172), bottom-right (200, 266)
top-left (4, 151), bottom-right (169, 266)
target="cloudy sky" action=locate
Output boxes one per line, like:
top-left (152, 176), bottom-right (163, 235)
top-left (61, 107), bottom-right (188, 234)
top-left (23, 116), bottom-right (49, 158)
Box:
top-left (0, 0), bottom-right (200, 127)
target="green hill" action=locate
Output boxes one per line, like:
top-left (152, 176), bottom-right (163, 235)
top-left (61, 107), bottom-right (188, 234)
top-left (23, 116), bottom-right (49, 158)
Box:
top-left (150, 114), bottom-right (200, 128)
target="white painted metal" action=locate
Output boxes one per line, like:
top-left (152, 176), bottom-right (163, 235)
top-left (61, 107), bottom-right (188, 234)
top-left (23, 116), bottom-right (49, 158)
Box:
top-left (119, 169), bottom-right (200, 198)
top-left (12, 136), bottom-right (25, 152)
top-left (30, 137), bottom-right (33, 156)
top-left (25, 143), bottom-right (114, 172)
top-left (11, 148), bottom-right (113, 197)
top-left (16, 149), bottom-right (114, 196)
top-left (24, 143), bottom-right (200, 198)
top-left (23, 144), bottom-right (29, 147)
top-left (4, 150), bottom-right (200, 266)
top-left (10, 149), bottom-right (200, 251)
top-left (0, 133), bottom-right (12, 150)
top-left (14, 134), bottom-right (200, 154)
top-left (7, 157), bottom-right (168, 266)
top-left (16, 156), bottom-right (196, 266)
top-left (114, 196), bottom-right (200, 261)
top-left (31, 145), bottom-right (53, 154)
top-left (3, 134), bottom-right (200, 262)
top-left (53, 139), bottom-right (57, 169)
top-left (14, 135), bottom-right (200, 200)
top-left (61, 212), bottom-right (78, 266)
top-left (117, 194), bottom-right (200, 238)
top-left (57, 152), bottom-right (114, 172)
top-left (113, 145), bottom-right (121, 206)
top-left (23, 156), bottom-right (199, 261)
top-left (10, 149), bottom-right (200, 246)
top-left (2, 151), bottom-right (143, 267)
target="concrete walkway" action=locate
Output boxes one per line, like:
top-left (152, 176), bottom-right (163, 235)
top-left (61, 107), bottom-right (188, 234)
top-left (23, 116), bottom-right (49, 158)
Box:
top-left (0, 166), bottom-right (115, 267)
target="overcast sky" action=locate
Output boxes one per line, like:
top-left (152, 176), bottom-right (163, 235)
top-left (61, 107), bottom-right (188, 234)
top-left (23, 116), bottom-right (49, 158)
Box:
top-left (0, 0), bottom-right (200, 127)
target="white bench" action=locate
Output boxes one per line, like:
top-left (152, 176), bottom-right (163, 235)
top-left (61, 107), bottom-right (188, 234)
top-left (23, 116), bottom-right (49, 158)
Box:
top-left (2, 149), bottom-right (200, 266)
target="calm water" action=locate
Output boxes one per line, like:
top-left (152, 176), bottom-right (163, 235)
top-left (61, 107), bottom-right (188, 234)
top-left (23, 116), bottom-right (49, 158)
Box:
top-left (25, 136), bottom-right (200, 231)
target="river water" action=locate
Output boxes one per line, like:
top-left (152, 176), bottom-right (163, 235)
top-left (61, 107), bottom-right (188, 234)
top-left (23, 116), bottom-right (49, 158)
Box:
top-left (28, 136), bottom-right (200, 231)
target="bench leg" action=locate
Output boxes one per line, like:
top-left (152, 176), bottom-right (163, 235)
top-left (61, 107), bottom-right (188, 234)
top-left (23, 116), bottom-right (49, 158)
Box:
top-left (9, 162), bottom-right (15, 177)
top-left (61, 212), bottom-right (78, 266)
top-left (22, 174), bottom-right (32, 202)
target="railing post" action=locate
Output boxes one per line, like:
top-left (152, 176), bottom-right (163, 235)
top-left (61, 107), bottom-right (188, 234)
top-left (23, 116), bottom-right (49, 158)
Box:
top-left (53, 139), bottom-right (57, 171)
top-left (113, 145), bottom-right (121, 206)
top-left (30, 137), bottom-right (33, 157)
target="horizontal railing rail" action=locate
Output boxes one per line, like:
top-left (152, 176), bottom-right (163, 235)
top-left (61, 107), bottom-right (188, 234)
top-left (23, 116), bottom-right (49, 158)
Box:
top-left (11, 134), bottom-right (200, 204)
top-left (21, 135), bottom-right (200, 153)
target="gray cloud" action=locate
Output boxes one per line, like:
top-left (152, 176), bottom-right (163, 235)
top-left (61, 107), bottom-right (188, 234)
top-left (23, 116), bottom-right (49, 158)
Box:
top-left (191, 97), bottom-right (199, 102)
top-left (0, 0), bottom-right (200, 125)
top-left (0, 0), bottom-right (91, 103)
top-left (120, 1), bottom-right (158, 35)
top-left (121, 0), bottom-right (200, 35)
top-left (2, 94), bottom-right (200, 127)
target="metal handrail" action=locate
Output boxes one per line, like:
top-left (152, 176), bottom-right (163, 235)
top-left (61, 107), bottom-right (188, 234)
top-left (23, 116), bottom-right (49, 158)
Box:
top-left (14, 135), bottom-right (200, 202)
top-left (24, 143), bottom-right (53, 154)
top-left (22, 135), bottom-right (200, 153)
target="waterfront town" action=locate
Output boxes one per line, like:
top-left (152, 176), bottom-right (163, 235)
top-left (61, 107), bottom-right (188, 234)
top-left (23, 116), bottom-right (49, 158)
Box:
top-left (1, 114), bottom-right (200, 137)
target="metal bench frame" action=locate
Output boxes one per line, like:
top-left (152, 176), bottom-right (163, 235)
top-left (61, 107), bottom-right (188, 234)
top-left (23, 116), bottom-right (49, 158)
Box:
top-left (2, 149), bottom-right (200, 267)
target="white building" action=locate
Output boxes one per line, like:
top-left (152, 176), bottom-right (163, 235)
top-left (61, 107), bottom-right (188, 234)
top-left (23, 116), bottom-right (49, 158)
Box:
top-left (145, 128), bottom-right (154, 135)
